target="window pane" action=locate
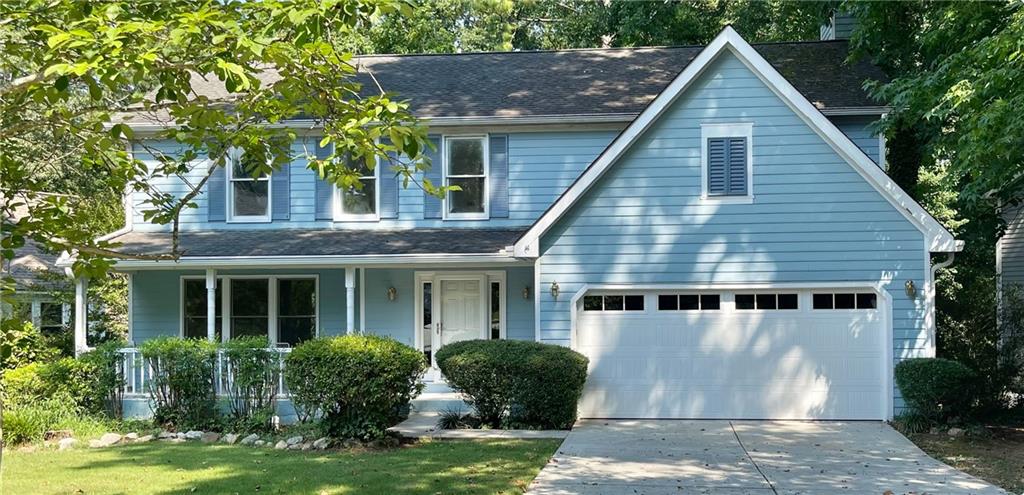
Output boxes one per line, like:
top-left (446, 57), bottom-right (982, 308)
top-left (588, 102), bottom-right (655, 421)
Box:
top-left (813, 293), bottom-right (833, 309)
top-left (658, 295), bottom-right (678, 311)
top-left (449, 177), bottom-right (485, 214)
top-left (857, 293), bottom-right (877, 309)
top-left (604, 295), bottom-right (624, 311)
top-left (834, 293), bottom-right (856, 309)
top-left (342, 179), bottom-right (376, 215)
top-left (583, 295), bottom-right (603, 311)
top-left (624, 295), bottom-right (644, 311)
top-left (40, 303), bottom-right (63, 327)
top-left (735, 294), bottom-right (755, 310)
top-left (184, 279), bottom-right (222, 340)
top-left (232, 317), bottom-right (268, 339)
top-left (777, 293), bottom-right (798, 310)
top-left (422, 282), bottom-right (432, 364)
top-left (448, 139), bottom-right (484, 175)
top-left (701, 294), bottom-right (721, 310)
top-left (756, 294), bottom-right (777, 310)
top-left (233, 181), bottom-right (269, 216)
top-left (234, 152), bottom-right (269, 178)
top-left (278, 317), bottom-right (315, 346)
top-left (490, 282), bottom-right (501, 339)
top-left (184, 317), bottom-right (208, 340)
top-left (232, 279), bottom-right (268, 338)
top-left (279, 279), bottom-right (315, 317)
top-left (679, 295), bottom-right (699, 310)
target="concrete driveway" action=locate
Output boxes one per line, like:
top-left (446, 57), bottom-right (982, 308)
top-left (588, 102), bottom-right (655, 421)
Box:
top-left (527, 420), bottom-right (1006, 495)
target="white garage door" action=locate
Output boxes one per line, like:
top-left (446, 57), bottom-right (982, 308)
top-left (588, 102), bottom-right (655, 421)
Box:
top-left (575, 290), bottom-right (886, 420)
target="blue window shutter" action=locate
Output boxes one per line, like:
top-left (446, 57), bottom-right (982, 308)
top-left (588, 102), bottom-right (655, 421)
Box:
top-left (489, 134), bottom-right (509, 218)
top-left (207, 164), bottom-right (226, 222)
top-left (423, 135), bottom-right (443, 219)
top-left (707, 138), bottom-right (727, 196)
top-left (271, 164), bottom-right (290, 220)
top-left (314, 140), bottom-right (333, 220)
top-left (379, 141), bottom-right (399, 219)
top-left (727, 137), bottom-right (747, 195)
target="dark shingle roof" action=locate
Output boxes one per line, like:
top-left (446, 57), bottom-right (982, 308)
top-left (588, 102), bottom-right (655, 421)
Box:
top-left (120, 40), bottom-right (885, 125)
top-left (7, 240), bottom-right (67, 291)
top-left (107, 229), bottom-right (525, 257)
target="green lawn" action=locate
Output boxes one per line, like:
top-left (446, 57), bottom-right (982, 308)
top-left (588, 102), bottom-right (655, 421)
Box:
top-left (1, 439), bottom-right (560, 494)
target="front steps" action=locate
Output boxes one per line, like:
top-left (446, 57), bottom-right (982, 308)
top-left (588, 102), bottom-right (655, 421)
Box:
top-left (412, 381), bottom-right (468, 414)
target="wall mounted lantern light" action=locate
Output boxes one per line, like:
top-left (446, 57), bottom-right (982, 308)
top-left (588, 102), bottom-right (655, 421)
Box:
top-left (904, 280), bottom-right (917, 299)
top-left (387, 286), bottom-right (398, 302)
top-left (550, 281), bottom-right (560, 300)
top-left (522, 286), bottom-right (531, 300)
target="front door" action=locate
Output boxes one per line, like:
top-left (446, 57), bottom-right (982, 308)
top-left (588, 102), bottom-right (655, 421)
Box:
top-left (431, 275), bottom-right (487, 368)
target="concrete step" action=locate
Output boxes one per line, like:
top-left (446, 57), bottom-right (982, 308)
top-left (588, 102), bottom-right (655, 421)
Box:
top-left (422, 381), bottom-right (455, 394)
top-left (411, 391), bottom-right (469, 413)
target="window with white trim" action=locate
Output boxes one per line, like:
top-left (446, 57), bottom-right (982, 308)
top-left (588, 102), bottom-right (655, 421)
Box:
top-left (701, 123), bottom-right (753, 202)
top-left (445, 136), bottom-right (488, 218)
top-left (227, 147), bottom-right (271, 221)
top-left (583, 294), bottom-right (644, 312)
top-left (183, 278), bottom-right (223, 340)
top-left (38, 302), bottom-right (66, 335)
top-left (812, 292), bottom-right (877, 310)
top-left (658, 294), bottom-right (721, 311)
top-left (181, 276), bottom-right (317, 346)
top-left (335, 155), bottom-right (378, 219)
top-left (277, 278), bottom-right (317, 345)
top-left (735, 293), bottom-right (798, 310)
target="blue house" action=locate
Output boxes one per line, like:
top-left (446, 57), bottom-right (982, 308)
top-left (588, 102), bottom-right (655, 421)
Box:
top-left (70, 27), bottom-right (960, 421)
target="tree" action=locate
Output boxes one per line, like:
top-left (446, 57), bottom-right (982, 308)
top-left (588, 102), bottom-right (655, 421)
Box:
top-left (1, 0), bottom-right (445, 291)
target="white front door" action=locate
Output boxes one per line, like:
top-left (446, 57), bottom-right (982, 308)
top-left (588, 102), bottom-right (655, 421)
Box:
top-left (431, 275), bottom-right (488, 367)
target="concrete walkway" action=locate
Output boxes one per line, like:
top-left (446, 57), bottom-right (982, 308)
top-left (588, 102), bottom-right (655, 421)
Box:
top-left (527, 420), bottom-right (1007, 495)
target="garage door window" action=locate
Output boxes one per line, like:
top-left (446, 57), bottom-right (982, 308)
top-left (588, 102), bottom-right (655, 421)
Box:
top-left (658, 294), bottom-right (720, 311)
top-left (583, 294), bottom-right (644, 312)
top-left (812, 292), bottom-right (877, 310)
top-left (735, 293), bottom-right (798, 310)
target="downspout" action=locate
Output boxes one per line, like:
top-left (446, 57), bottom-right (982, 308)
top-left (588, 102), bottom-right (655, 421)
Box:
top-left (927, 250), bottom-right (957, 359)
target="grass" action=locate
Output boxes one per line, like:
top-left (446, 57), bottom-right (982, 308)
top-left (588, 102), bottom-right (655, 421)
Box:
top-left (0, 439), bottom-right (560, 494)
top-left (909, 426), bottom-right (1024, 494)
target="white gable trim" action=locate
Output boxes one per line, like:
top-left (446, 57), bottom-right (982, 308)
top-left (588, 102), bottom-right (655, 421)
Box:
top-left (514, 26), bottom-right (959, 257)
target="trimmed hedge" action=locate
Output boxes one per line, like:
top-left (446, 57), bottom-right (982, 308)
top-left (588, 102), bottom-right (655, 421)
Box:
top-left (284, 335), bottom-right (426, 440)
top-left (435, 340), bottom-right (589, 430)
top-left (141, 337), bottom-right (218, 430)
top-left (895, 357), bottom-right (977, 422)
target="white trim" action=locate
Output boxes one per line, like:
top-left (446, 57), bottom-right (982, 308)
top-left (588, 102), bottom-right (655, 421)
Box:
top-left (878, 114), bottom-right (888, 170)
top-left (107, 252), bottom-right (524, 269)
top-left (413, 270), bottom-right (507, 355)
top-left (533, 260), bottom-right (541, 342)
top-left (345, 268), bottom-right (356, 334)
top-left (442, 135), bottom-right (490, 220)
top-left (333, 149), bottom-right (381, 222)
top-left (126, 272), bottom-right (134, 344)
top-left (514, 26), bottom-right (959, 257)
top-left (567, 281), bottom-right (895, 421)
top-left (226, 147), bottom-right (272, 223)
top-left (700, 122), bottom-right (754, 203)
top-left (359, 268), bottom-right (366, 332)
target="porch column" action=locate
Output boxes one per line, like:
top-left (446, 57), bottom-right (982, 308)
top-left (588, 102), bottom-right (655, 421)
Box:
top-left (73, 277), bottom-right (88, 356)
top-left (345, 267), bottom-right (356, 334)
top-left (205, 268), bottom-right (217, 342)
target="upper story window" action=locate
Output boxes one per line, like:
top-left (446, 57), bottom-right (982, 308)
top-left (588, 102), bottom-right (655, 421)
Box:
top-left (701, 123), bottom-right (753, 203)
top-left (335, 156), bottom-right (378, 220)
top-left (227, 147), bottom-right (271, 222)
top-left (445, 136), bottom-right (488, 219)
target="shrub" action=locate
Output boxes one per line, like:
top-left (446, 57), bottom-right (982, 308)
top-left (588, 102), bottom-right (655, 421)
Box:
top-left (222, 337), bottom-right (278, 432)
top-left (284, 335), bottom-right (426, 440)
top-left (895, 357), bottom-right (977, 422)
top-left (436, 340), bottom-right (589, 430)
top-left (3, 397), bottom-right (84, 445)
top-left (78, 340), bottom-right (126, 417)
top-left (140, 337), bottom-right (217, 430)
top-left (0, 319), bottom-right (56, 371)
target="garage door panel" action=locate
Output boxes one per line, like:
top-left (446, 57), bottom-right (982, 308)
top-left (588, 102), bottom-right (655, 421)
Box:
top-left (575, 293), bottom-right (885, 420)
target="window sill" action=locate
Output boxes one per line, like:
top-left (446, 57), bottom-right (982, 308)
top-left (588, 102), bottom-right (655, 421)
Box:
top-left (226, 217), bottom-right (272, 224)
top-left (444, 213), bottom-right (489, 221)
top-left (334, 214), bottom-right (380, 223)
top-left (700, 195), bottom-right (754, 205)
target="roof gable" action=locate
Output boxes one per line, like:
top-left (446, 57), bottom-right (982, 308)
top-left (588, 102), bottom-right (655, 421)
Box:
top-left (514, 26), bottom-right (959, 257)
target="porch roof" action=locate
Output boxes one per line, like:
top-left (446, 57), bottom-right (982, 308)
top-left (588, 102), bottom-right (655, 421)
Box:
top-left (106, 228), bottom-right (526, 259)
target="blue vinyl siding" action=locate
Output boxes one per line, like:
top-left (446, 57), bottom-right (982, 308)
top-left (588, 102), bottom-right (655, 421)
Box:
top-left (130, 268), bottom-right (351, 344)
top-left (362, 268), bottom-right (417, 347)
top-left (830, 114), bottom-right (883, 166)
top-left (131, 131), bottom-right (616, 232)
top-left (534, 52), bottom-right (928, 411)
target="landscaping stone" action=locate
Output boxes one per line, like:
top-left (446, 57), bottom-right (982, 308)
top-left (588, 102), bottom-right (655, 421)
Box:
top-left (201, 432), bottom-right (221, 443)
top-left (97, 433), bottom-right (123, 447)
top-left (222, 433), bottom-right (239, 444)
top-left (44, 430), bottom-right (73, 441)
top-left (340, 438), bottom-right (362, 449)
top-left (89, 439), bottom-right (104, 448)
top-left (184, 430), bottom-right (203, 440)
top-left (312, 437), bottom-right (331, 450)
top-left (58, 438), bottom-right (77, 451)
top-left (239, 433), bottom-right (260, 445)
top-left (175, 432), bottom-right (187, 439)
top-left (136, 435), bottom-right (154, 443)
top-left (254, 440), bottom-right (266, 447)
top-left (158, 431), bottom-right (174, 439)
top-left (301, 441), bottom-right (314, 451)
top-left (274, 440), bottom-right (288, 450)
top-left (286, 435), bottom-right (304, 446)
top-left (947, 427), bottom-right (965, 437)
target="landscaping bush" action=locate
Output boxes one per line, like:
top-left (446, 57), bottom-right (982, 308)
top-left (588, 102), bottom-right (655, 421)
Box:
top-left (140, 337), bottom-right (217, 430)
top-left (78, 340), bottom-right (126, 417)
top-left (436, 340), bottom-right (589, 430)
top-left (222, 336), bottom-right (278, 432)
top-left (895, 357), bottom-right (977, 422)
top-left (2, 362), bottom-right (46, 404)
top-left (284, 335), bottom-right (426, 440)
top-left (0, 319), bottom-right (56, 371)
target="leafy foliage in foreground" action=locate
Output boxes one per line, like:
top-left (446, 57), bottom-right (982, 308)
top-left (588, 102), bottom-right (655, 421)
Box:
top-left (140, 337), bottom-right (218, 431)
top-left (895, 358), bottom-right (977, 423)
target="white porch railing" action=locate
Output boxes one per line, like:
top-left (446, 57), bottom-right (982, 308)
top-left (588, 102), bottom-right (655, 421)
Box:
top-left (116, 347), bottom-right (292, 398)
